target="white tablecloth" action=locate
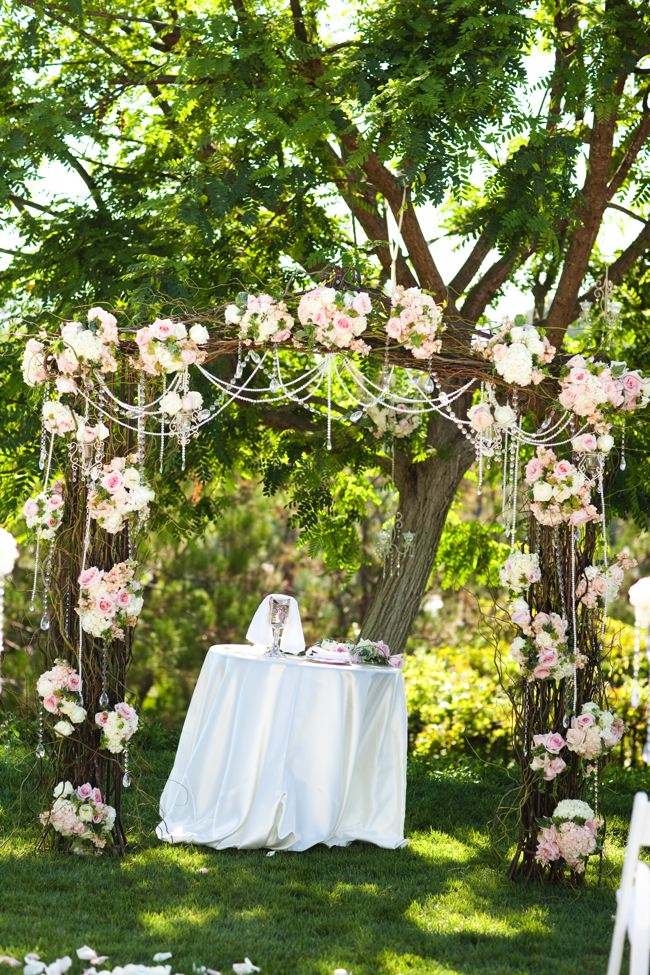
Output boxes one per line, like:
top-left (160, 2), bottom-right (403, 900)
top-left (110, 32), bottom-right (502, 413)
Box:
top-left (156, 644), bottom-right (407, 851)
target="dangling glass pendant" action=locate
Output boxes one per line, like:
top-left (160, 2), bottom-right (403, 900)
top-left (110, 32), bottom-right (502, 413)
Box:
top-left (424, 376), bottom-right (435, 395)
top-left (35, 706), bottom-right (45, 758)
top-left (620, 420), bottom-right (626, 471)
top-left (122, 741), bottom-right (131, 788)
top-left (99, 641), bottom-right (109, 709)
top-left (39, 612), bottom-right (50, 632)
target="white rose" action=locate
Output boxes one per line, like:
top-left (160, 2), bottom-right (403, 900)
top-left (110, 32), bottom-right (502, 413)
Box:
top-left (553, 484), bottom-right (572, 502)
top-left (225, 304), bottom-right (241, 324)
top-left (53, 720), bottom-right (74, 737)
top-left (495, 343), bottom-right (533, 386)
top-left (181, 391), bottom-right (203, 412)
top-left (533, 481), bottom-right (553, 502)
top-left (597, 433), bottom-right (614, 453)
top-left (53, 780), bottom-right (74, 798)
top-left (78, 804), bottom-right (94, 823)
top-left (494, 404), bottom-right (516, 428)
top-left (189, 324), bottom-right (209, 345)
top-left (122, 467), bottom-right (141, 489)
top-left (160, 391), bottom-right (182, 416)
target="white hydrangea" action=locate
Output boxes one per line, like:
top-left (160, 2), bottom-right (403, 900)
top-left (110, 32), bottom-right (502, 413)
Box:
top-left (495, 343), bottom-right (533, 385)
top-left (553, 799), bottom-right (595, 821)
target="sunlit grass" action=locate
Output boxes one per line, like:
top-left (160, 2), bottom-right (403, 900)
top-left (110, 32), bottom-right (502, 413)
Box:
top-left (0, 746), bottom-right (636, 975)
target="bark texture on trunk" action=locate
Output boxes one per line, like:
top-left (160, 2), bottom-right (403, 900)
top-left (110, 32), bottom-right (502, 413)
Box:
top-left (361, 415), bottom-right (475, 652)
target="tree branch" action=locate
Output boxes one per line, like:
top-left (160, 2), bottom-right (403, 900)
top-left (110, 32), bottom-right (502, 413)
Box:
top-left (607, 99), bottom-right (650, 198)
top-left (289, 0), bottom-right (309, 44)
top-left (461, 248), bottom-right (523, 323)
top-left (58, 147), bottom-right (105, 212)
top-left (448, 233), bottom-right (492, 298)
top-left (7, 194), bottom-right (59, 216)
top-left (577, 219), bottom-right (650, 307)
top-left (607, 201), bottom-right (648, 224)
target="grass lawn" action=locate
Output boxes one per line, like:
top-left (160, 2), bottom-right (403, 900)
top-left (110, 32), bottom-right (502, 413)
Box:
top-left (0, 741), bottom-right (642, 975)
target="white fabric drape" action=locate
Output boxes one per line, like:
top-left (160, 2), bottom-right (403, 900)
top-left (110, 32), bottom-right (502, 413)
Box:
top-left (245, 594), bottom-right (305, 654)
top-left (157, 644), bottom-right (407, 851)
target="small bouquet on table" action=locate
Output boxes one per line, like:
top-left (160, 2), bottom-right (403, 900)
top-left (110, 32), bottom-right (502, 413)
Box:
top-left (307, 638), bottom-right (404, 669)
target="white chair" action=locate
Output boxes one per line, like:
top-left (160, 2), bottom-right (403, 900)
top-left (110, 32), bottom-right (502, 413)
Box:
top-left (608, 792), bottom-right (650, 975)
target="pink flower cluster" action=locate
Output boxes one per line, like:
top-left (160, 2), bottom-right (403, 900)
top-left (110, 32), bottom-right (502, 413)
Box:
top-left (40, 781), bottom-right (116, 853)
top-left (525, 447), bottom-right (599, 527)
top-left (559, 355), bottom-right (650, 427)
top-left (367, 404), bottom-right (421, 440)
top-left (576, 550), bottom-right (637, 609)
top-left (22, 308), bottom-right (120, 392)
top-left (509, 598), bottom-right (582, 681)
top-left (566, 703), bottom-right (625, 759)
top-left (536, 799), bottom-right (602, 874)
top-left (225, 293), bottom-right (294, 345)
top-left (530, 732), bottom-right (567, 781)
top-left (95, 701), bottom-right (139, 754)
top-left (133, 319), bottom-right (209, 375)
top-left (36, 660), bottom-right (85, 727)
top-left (296, 287), bottom-right (371, 353)
top-left (42, 400), bottom-right (109, 444)
top-left (386, 286), bottom-right (445, 360)
top-left (23, 484), bottom-right (65, 541)
top-left (77, 561), bottom-right (144, 640)
top-left (88, 457), bottom-right (155, 534)
top-left (474, 321), bottom-right (555, 386)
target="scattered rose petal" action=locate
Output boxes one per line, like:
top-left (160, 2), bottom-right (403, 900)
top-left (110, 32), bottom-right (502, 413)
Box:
top-left (0, 958), bottom-right (20, 968)
top-left (265, 851), bottom-right (275, 857)
top-left (197, 867), bottom-right (209, 874)
top-left (75, 952), bottom-right (97, 964)
top-left (232, 961), bottom-right (260, 975)
top-left (153, 956), bottom-right (173, 963)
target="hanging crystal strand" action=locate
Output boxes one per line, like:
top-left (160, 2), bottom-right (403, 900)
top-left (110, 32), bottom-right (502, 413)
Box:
top-left (137, 377), bottom-right (146, 471)
top-left (501, 428), bottom-right (509, 528)
top-left (69, 441), bottom-right (79, 485)
top-left (127, 520), bottom-right (135, 562)
top-left (522, 684), bottom-right (530, 757)
top-left (42, 430), bottom-right (55, 493)
top-left (598, 455), bottom-right (609, 663)
top-left (29, 530), bottom-right (42, 613)
top-left (122, 741), bottom-right (131, 788)
top-left (424, 358), bottom-right (435, 395)
top-left (77, 504), bottom-right (92, 699)
top-left (631, 623), bottom-right (641, 708)
top-left (99, 641), bottom-right (110, 709)
top-left (509, 420), bottom-right (522, 549)
top-left (270, 349), bottom-right (280, 393)
top-left (180, 368), bottom-right (189, 471)
top-left (476, 436), bottom-right (484, 497)
top-left (326, 355), bottom-right (333, 451)
top-left (38, 382), bottom-right (51, 470)
top-left (570, 526), bottom-right (579, 717)
top-left (553, 528), bottom-right (567, 617)
top-left (643, 629), bottom-right (650, 764)
top-left (234, 336), bottom-right (244, 380)
top-left (159, 376), bottom-right (167, 473)
top-left (39, 548), bottom-right (53, 632)
top-left (620, 419), bottom-right (626, 471)
top-left (64, 583), bottom-right (72, 638)
top-left (35, 705), bottom-right (45, 759)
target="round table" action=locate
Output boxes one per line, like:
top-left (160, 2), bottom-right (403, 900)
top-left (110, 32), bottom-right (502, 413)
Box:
top-left (156, 644), bottom-right (407, 851)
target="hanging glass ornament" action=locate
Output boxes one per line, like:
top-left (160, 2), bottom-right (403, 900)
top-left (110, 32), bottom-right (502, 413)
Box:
top-left (35, 706), bottom-right (45, 759)
top-left (122, 741), bottom-right (131, 789)
top-left (99, 641), bottom-right (110, 709)
top-left (377, 512), bottom-right (416, 578)
top-left (620, 419), bottom-right (626, 471)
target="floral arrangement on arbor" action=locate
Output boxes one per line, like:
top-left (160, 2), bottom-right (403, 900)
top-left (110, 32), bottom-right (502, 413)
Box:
top-left (559, 355), bottom-right (650, 427)
top-left (40, 781), bottom-right (116, 854)
top-left (367, 404), bottom-right (421, 440)
top-left (133, 319), bottom-right (209, 375)
top-left (576, 551), bottom-right (636, 608)
top-left (529, 732), bottom-right (567, 781)
top-left (23, 485), bottom-right (65, 540)
top-left (509, 599), bottom-right (582, 681)
top-left (565, 703), bottom-right (625, 759)
top-left (95, 702), bottom-right (139, 754)
top-left (535, 799), bottom-right (603, 874)
top-left (88, 458), bottom-right (155, 534)
top-left (525, 448), bottom-right (599, 527)
top-left (474, 320), bottom-right (555, 386)
top-left (22, 308), bottom-right (120, 390)
top-left (77, 562), bottom-right (143, 639)
top-left (225, 292), bottom-right (295, 345)
top-left (296, 287), bottom-right (371, 352)
top-left (385, 286), bottom-right (445, 359)
top-left (499, 551), bottom-right (541, 591)
top-left (36, 660), bottom-right (86, 735)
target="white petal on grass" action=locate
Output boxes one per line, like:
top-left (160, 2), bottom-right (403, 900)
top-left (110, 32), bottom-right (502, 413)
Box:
top-left (0, 958), bottom-right (21, 968)
top-left (152, 957), bottom-right (172, 964)
top-left (232, 961), bottom-right (261, 975)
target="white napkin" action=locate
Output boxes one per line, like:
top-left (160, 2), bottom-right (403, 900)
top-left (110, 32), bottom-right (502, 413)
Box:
top-left (246, 594), bottom-right (305, 655)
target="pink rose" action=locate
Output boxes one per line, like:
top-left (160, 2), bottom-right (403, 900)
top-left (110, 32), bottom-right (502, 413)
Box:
top-left (553, 461), bottom-right (571, 479)
top-left (67, 674), bottom-right (80, 691)
top-left (150, 318), bottom-right (174, 340)
top-left (79, 567), bottom-right (100, 589)
top-left (43, 694), bottom-right (59, 714)
top-left (47, 494), bottom-right (64, 509)
top-left (115, 702), bottom-right (134, 719)
top-left (351, 292), bottom-right (371, 316)
top-left (55, 376), bottom-right (78, 394)
top-left (623, 372), bottom-right (643, 396)
top-left (399, 307), bottom-right (416, 326)
top-left (525, 459), bottom-right (543, 482)
top-left (576, 713), bottom-right (595, 730)
top-left (333, 313), bottom-right (352, 332)
top-left (102, 471), bottom-right (123, 493)
top-left (96, 711), bottom-right (109, 727)
top-left (533, 665), bottom-right (551, 680)
top-left (569, 367), bottom-right (588, 384)
top-left (92, 787), bottom-right (103, 803)
top-left (534, 732), bottom-right (565, 754)
top-left (538, 648), bottom-right (558, 668)
top-left (23, 498), bottom-right (39, 517)
top-left (135, 326), bottom-right (152, 347)
top-left (116, 590), bottom-right (131, 607)
top-left (98, 597), bottom-right (114, 614)
top-left (77, 783), bottom-right (93, 800)
top-left (389, 655), bottom-right (404, 669)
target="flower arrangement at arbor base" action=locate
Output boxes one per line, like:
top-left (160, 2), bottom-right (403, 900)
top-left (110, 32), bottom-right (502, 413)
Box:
top-left (39, 782), bottom-right (116, 855)
top-left (386, 286), bottom-right (445, 359)
top-left (474, 320), bottom-right (555, 386)
top-left (95, 702), bottom-right (139, 754)
top-left (535, 800), bottom-right (603, 875)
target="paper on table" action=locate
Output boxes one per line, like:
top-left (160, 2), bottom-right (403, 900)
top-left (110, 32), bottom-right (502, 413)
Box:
top-left (246, 594), bottom-right (305, 655)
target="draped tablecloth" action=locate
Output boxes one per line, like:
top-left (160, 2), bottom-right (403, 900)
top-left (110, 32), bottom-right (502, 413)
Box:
top-left (156, 644), bottom-right (407, 851)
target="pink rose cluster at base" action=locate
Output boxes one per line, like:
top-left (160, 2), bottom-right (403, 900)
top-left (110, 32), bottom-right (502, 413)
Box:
top-left (535, 799), bottom-right (603, 874)
top-left (225, 292), bottom-right (295, 345)
top-left (88, 457), bottom-right (155, 534)
top-left (22, 307), bottom-right (119, 393)
top-left (576, 550), bottom-right (637, 609)
top-left (36, 660), bottom-right (87, 737)
top-left (296, 287), bottom-right (372, 354)
top-left (40, 781), bottom-right (116, 853)
top-left (525, 447), bottom-right (599, 527)
top-left (509, 599), bottom-right (583, 681)
top-left (77, 561), bottom-right (144, 640)
top-left (565, 703), bottom-right (625, 759)
top-left (559, 355), bottom-right (650, 428)
top-left (23, 483), bottom-right (65, 540)
top-left (473, 320), bottom-right (555, 387)
top-left (530, 732), bottom-right (567, 781)
top-left (133, 319), bottom-right (209, 375)
top-left (95, 702), bottom-right (139, 754)
top-left (499, 551), bottom-right (541, 592)
top-left (386, 286), bottom-right (445, 360)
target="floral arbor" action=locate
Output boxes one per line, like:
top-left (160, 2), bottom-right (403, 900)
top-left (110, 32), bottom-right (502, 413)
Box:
top-left (16, 283), bottom-right (650, 876)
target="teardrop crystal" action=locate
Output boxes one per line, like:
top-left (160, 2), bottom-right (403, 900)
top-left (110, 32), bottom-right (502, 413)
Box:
top-left (562, 714), bottom-right (570, 728)
top-left (270, 378), bottom-right (279, 392)
top-left (99, 691), bottom-right (109, 708)
top-left (197, 409), bottom-right (211, 422)
top-left (35, 744), bottom-right (46, 759)
top-left (39, 613), bottom-right (50, 631)
top-left (620, 458), bottom-right (626, 471)
top-left (350, 411), bottom-right (363, 423)
top-left (250, 351), bottom-right (261, 364)
top-left (122, 772), bottom-right (131, 788)
top-left (424, 377), bottom-right (435, 394)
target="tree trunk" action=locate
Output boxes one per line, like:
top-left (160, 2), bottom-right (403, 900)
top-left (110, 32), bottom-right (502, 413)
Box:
top-left (361, 415), bottom-right (475, 652)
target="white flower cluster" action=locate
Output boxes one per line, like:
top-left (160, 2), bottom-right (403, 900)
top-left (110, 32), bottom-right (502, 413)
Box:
top-left (37, 659), bottom-right (86, 736)
top-left (42, 400), bottom-right (109, 444)
top-left (19, 949), bottom-right (262, 975)
top-left (474, 320), bottom-right (555, 386)
top-left (225, 292), bottom-right (294, 345)
top-left (95, 701), bottom-right (139, 754)
top-left (553, 798), bottom-right (596, 822)
top-left (88, 457), bottom-right (155, 534)
top-left (385, 286), bottom-right (446, 360)
top-left (160, 389), bottom-right (204, 417)
top-left (22, 308), bottom-right (120, 391)
top-left (565, 703), bottom-right (625, 759)
top-left (23, 485), bottom-right (65, 540)
top-left (77, 561), bottom-right (144, 640)
top-left (134, 319), bottom-right (209, 375)
top-left (367, 404), bottom-right (421, 440)
top-left (467, 401), bottom-right (517, 434)
top-left (576, 550), bottom-right (636, 609)
top-left (39, 781), bottom-right (116, 853)
top-left (499, 551), bottom-right (541, 592)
